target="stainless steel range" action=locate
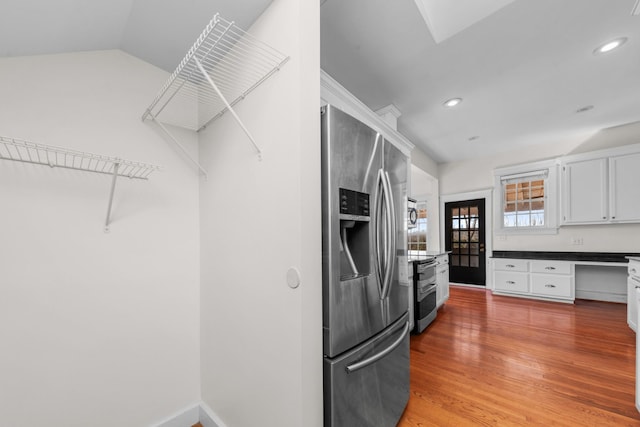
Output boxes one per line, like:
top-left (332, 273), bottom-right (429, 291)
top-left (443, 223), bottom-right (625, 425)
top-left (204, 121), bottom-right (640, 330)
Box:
top-left (413, 257), bottom-right (437, 334)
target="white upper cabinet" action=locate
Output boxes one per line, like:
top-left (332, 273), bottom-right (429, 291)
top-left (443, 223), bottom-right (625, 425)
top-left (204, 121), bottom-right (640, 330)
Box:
top-left (561, 144), bottom-right (640, 225)
top-left (562, 158), bottom-right (608, 224)
top-left (609, 152), bottom-right (640, 222)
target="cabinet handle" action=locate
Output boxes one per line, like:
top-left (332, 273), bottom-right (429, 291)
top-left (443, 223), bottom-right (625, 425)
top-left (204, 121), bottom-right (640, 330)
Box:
top-left (612, 216), bottom-right (616, 219)
top-left (506, 281), bottom-right (516, 284)
top-left (602, 216), bottom-right (606, 219)
top-left (506, 264), bottom-right (515, 268)
top-left (544, 266), bottom-right (556, 270)
top-left (545, 284), bottom-right (556, 288)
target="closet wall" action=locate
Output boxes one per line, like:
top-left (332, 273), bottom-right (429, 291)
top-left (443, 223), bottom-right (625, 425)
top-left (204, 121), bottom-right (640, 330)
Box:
top-left (199, 0), bottom-right (322, 426)
top-left (0, 50), bottom-right (200, 427)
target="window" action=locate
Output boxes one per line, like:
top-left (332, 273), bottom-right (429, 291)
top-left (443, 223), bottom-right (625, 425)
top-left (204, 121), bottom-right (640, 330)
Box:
top-left (503, 175), bottom-right (546, 228)
top-left (494, 161), bottom-right (558, 234)
top-left (408, 201), bottom-right (427, 258)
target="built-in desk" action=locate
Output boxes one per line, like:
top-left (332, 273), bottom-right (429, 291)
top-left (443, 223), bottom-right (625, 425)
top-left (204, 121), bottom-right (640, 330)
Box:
top-left (491, 251), bottom-right (640, 303)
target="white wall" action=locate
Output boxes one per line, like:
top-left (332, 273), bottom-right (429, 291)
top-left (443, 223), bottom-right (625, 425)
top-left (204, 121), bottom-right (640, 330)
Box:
top-left (410, 165), bottom-right (441, 252)
top-left (199, 0), bottom-right (322, 426)
top-left (0, 50), bottom-right (201, 426)
top-left (411, 146), bottom-right (438, 178)
top-left (439, 136), bottom-right (640, 252)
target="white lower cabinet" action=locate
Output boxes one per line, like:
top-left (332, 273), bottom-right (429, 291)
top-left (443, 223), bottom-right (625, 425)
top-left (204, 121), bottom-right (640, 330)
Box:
top-left (493, 258), bottom-right (575, 302)
top-left (628, 259), bottom-right (640, 332)
top-left (436, 254), bottom-right (449, 308)
top-left (494, 271), bottom-right (529, 293)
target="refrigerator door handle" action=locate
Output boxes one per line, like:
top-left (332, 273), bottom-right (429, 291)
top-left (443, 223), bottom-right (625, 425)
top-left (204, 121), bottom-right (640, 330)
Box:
top-left (381, 171), bottom-right (397, 300)
top-left (374, 169), bottom-right (385, 296)
top-left (345, 321), bottom-right (410, 373)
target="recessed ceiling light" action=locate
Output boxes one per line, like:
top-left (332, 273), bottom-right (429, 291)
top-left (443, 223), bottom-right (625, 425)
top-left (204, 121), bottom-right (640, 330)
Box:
top-left (576, 105), bottom-right (594, 113)
top-left (593, 37), bottom-right (628, 55)
top-left (444, 98), bottom-right (462, 107)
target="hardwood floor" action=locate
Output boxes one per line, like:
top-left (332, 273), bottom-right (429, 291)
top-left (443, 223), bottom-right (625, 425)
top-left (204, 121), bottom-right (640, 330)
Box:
top-left (398, 285), bottom-right (640, 426)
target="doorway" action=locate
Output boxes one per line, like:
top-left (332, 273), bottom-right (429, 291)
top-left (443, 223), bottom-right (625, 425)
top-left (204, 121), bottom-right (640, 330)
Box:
top-left (444, 199), bottom-right (486, 286)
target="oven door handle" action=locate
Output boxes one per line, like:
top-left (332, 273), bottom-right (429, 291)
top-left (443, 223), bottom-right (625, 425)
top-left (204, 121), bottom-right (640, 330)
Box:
top-left (345, 321), bottom-right (409, 373)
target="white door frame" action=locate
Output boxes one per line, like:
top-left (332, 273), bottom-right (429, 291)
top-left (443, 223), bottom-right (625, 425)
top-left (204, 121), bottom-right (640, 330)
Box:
top-left (440, 189), bottom-right (493, 287)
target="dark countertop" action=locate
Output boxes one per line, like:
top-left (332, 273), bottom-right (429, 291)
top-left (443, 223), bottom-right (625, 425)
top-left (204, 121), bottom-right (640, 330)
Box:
top-left (409, 251), bottom-right (450, 262)
top-left (492, 251), bottom-right (640, 263)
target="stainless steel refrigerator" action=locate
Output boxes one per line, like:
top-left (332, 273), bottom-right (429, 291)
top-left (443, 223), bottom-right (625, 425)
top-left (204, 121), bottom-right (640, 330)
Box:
top-left (321, 105), bottom-right (410, 427)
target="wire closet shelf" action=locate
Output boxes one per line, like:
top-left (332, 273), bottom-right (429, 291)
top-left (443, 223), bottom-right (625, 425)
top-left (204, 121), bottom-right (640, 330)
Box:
top-left (0, 136), bottom-right (160, 179)
top-left (0, 135), bottom-right (161, 232)
top-left (142, 14), bottom-right (289, 134)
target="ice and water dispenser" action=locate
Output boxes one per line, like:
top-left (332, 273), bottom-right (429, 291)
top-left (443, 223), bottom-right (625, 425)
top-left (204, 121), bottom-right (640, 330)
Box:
top-left (339, 188), bottom-right (370, 280)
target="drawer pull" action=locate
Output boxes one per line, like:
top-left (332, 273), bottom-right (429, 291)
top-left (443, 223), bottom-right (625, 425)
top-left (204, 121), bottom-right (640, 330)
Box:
top-left (544, 266), bottom-right (556, 270)
top-left (506, 264), bottom-right (515, 268)
top-left (506, 281), bottom-right (516, 284)
top-left (545, 284), bottom-right (556, 288)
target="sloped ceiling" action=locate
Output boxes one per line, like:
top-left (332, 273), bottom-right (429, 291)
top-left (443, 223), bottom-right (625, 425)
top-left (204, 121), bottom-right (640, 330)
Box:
top-left (0, 0), bottom-right (272, 71)
top-left (322, 0), bottom-right (640, 163)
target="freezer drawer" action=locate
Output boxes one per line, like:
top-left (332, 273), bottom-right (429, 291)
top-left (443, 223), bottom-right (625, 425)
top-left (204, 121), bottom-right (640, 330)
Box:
top-left (324, 313), bottom-right (410, 427)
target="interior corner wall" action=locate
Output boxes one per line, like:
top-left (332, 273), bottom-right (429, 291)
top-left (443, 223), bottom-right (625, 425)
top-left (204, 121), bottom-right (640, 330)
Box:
top-left (198, 0), bottom-right (322, 426)
top-left (0, 50), bottom-right (201, 426)
top-left (439, 139), bottom-right (640, 253)
top-left (411, 146), bottom-right (438, 178)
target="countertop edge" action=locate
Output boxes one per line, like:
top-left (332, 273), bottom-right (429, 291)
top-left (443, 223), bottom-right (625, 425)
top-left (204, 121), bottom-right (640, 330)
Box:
top-left (492, 250), bottom-right (640, 263)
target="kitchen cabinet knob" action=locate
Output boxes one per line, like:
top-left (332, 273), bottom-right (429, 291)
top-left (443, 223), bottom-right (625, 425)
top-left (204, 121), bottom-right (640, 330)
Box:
top-left (506, 264), bottom-right (515, 268)
top-left (602, 216), bottom-right (607, 219)
top-left (632, 269), bottom-right (637, 274)
top-left (506, 281), bottom-right (516, 284)
top-left (545, 284), bottom-right (556, 288)
top-left (545, 266), bottom-right (556, 270)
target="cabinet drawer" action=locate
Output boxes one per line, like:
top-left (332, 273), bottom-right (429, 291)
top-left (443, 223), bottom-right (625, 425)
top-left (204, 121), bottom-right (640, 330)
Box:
top-left (494, 271), bottom-right (529, 293)
top-left (531, 260), bottom-right (571, 275)
top-left (531, 275), bottom-right (572, 298)
top-left (494, 259), bottom-right (528, 272)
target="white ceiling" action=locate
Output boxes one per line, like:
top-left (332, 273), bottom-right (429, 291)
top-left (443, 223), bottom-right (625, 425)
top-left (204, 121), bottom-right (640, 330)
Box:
top-left (321, 0), bottom-right (640, 163)
top-left (1, 1), bottom-right (638, 165)
top-left (0, 0), bottom-right (272, 71)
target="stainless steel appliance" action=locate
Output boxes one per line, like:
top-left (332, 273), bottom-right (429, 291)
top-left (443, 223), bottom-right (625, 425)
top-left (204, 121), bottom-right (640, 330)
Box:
top-left (321, 105), bottom-right (410, 427)
top-left (413, 258), bottom-right (437, 334)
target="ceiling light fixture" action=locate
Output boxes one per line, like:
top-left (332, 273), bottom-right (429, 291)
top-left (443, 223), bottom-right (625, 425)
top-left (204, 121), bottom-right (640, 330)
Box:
top-left (593, 37), bottom-right (628, 55)
top-left (576, 105), bottom-right (594, 113)
top-left (443, 97), bottom-right (462, 107)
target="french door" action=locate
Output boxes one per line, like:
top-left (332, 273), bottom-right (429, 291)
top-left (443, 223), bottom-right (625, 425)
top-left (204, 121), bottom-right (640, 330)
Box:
top-left (445, 199), bottom-right (486, 285)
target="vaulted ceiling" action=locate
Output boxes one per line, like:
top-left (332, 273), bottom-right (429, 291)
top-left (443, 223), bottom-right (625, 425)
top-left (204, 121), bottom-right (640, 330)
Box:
top-left (0, 0), bottom-right (272, 71)
top-left (321, 0), bottom-right (640, 163)
top-left (2, 1), bottom-right (639, 165)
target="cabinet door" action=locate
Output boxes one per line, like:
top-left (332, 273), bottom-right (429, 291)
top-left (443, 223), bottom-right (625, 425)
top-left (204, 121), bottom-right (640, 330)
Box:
top-left (609, 153), bottom-right (640, 222)
top-left (562, 158), bottom-right (608, 224)
top-left (436, 264), bottom-right (449, 307)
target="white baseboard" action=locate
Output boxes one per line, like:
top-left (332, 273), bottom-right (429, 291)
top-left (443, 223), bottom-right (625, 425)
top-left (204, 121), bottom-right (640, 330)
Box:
top-left (153, 401), bottom-right (227, 427)
top-left (199, 401), bottom-right (227, 427)
top-left (450, 282), bottom-right (486, 289)
top-left (575, 290), bottom-right (626, 303)
top-left (152, 404), bottom-right (200, 427)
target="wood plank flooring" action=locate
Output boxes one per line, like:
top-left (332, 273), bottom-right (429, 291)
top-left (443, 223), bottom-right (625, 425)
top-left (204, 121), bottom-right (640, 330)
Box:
top-left (398, 285), bottom-right (640, 426)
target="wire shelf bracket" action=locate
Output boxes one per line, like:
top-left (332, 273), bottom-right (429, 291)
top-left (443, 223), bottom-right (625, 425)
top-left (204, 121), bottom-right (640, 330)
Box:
top-left (0, 135), bottom-right (161, 233)
top-left (142, 13), bottom-right (289, 172)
